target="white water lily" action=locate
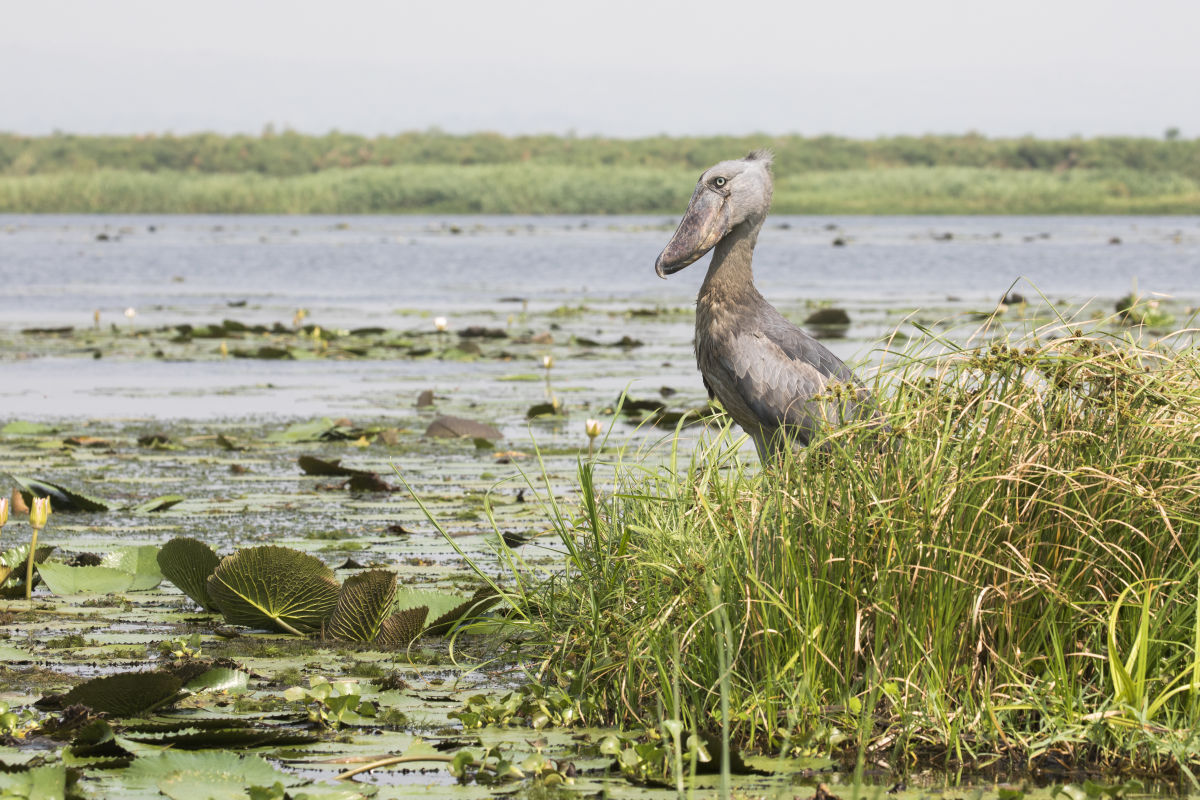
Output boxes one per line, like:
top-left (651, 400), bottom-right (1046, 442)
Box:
top-left (585, 419), bottom-right (602, 439)
top-left (0, 497), bottom-right (8, 529)
top-left (433, 316), bottom-right (448, 332)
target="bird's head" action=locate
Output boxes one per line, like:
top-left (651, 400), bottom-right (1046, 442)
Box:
top-left (655, 149), bottom-right (774, 278)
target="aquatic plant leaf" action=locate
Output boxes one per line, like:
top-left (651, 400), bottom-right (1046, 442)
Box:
top-left (0, 544), bottom-right (54, 597)
top-left (327, 569), bottom-right (398, 644)
top-left (121, 720), bottom-right (317, 750)
top-left (128, 494), bottom-right (185, 513)
top-left (0, 763), bottom-right (75, 800)
top-left (391, 587), bottom-right (497, 636)
top-left (124, 751), bottom-right (299, 800)
top-left (377, 605), bottom-right (429, 647)
top-left (265, 417), bottom-right (354, 442)
top-left (101, 545), bottom-right (163, 590)
top-left (157, 536), bottom-right (221, 611)
top-left (36, 563), bottom-right (134, 595)
top-left (207, 546), bottom-right (340, 634)
top-left (424, 415), bottom-right (502, 440)
top-left (427, 587), bottom-right (500, 635)
top-left (297, 455), bottom-right (372, 477)
top-left (183, 667), bottom-right (250, 693)
top-left (6, 474), bottom-right (112, 512)
top-left (1, 421), bottom-right (58, 435)
top-left (44, 670), bottom-right (184, 717)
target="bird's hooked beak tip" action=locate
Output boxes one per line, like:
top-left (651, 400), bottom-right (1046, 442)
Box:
top-left (654, 187), bottom-right (729, 278)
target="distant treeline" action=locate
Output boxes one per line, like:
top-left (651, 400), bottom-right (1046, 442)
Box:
top-left (3, 130), bottom-right (1199, 179)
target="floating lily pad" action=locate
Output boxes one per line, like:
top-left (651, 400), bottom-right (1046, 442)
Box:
top-left (1, 421), bottom-right (57, 435)
top-left (124, 751), bottom-right (300, 800)
top-left (0, 544), bottom-right (54, 597)
top-left (265, 418), bottom-right (355, 443)
top-left (392, 587), bottom-right (498, 636)
top-left (207, 546), bottom-right (340, 635)
top-left (6, 474), bottom-right (112, 512)
top-left (297, 455), bottom-right (373, 478)
top-left (39, 670), bottom-right (185, 717)
top-left (183, 667), bottom-right (250, 694)
top-left (158, 537), bottom-right (221, 611)
top-left (128, 494), bottom-right (186, 514)
top-left (327, 569), bottom-right (398, 644)
top-left (424, 415), bottom-right (502, 441)
top-left (37, 545), bottom-right (162, 594)
top-left (36, 563), bottom-right (135, 595)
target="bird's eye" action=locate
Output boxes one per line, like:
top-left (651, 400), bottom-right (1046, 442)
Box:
top-left (714, 177), bottom-right (726, 188)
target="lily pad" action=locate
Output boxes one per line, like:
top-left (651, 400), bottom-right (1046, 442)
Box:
top-left (39, 670), bottom-right (185, 717)
top-left (424, 415), bottom-right (502, 441)
top-left (36, 563), bottom-right (135, 595)
top-left (128, 494), bottom-right (186, 513)
top-left (327, 569), bottom-right (398, 644)
top-left (377, 604), bottom-right (429, 647)
top-left (265, 418), bottom-right (355, 443)
top-left (1, 421), bottom-right (58, 435)
top-left (183, 667), bottom-right (251, 693)
top-left (392, 587), bottom-right (498, 635)
top-left (297, 455), bottom-right (373, 478)
top-left (0, 544), bottom-right (54, 597)
top-left (158, 537), bottom-right (221, 611)
top-left (37, 545), bottom-right (162, 594)
top-left (207, 546), bottom-right (340, 635)
top-left (6, 474), bottom-right (112, 512)
top-left (124, 751), bottom-right (300, 800)
top-left (101, 545), bottom-right (163, 590)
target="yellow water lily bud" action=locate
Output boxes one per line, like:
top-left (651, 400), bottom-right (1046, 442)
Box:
top-left (29, 497), bottom-right (51, 529)
top-left (585, 419), bottom-right (602, 439)
top-left (542, 355), bottom-right (554, 370)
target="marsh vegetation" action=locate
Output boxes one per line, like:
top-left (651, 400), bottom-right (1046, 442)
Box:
top-left (1, 132), bottom-right (1198, 214)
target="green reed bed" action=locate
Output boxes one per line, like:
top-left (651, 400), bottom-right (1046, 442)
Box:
top-left (1, 164), bottom-right (1197, 214)
top-left (497, 326), bottom-right (1200, 776)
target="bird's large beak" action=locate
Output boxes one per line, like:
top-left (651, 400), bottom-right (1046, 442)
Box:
top-left (654, 187), bottom-right (730, 278)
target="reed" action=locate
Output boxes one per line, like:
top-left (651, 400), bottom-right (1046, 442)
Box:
top-left (495, 321), bottom-right (1200, 774)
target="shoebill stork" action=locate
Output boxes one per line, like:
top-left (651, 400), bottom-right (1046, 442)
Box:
top-left (654, 150), bottom-right (878, 460)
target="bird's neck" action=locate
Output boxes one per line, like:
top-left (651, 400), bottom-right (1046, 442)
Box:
top-left (700, 218), bottom-right (763, 304)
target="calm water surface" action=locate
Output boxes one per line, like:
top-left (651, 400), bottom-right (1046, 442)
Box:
top-left (1, 214), bottom-right (1196, 419)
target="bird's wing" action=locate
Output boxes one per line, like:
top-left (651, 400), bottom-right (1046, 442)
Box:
top-left (717, 322), bottom-right (866, 445)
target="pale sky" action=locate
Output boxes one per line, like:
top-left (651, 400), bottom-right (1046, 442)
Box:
top-left (2, 0), bottom-right (1197, 138)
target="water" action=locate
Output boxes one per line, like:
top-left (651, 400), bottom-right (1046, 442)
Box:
top-left (1, 214), bottom-right (1197, 420)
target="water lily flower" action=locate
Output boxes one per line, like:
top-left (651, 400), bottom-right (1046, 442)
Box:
top-left (585, 419), bottom-right (601, 458)
top-left (0, 497), bottom-right (8, 529)
top-left (124, 307), bottom-right (136, 320)
top-left (29, 496), bottom-right (50, 530)
top-left (26, 496), bottom-right (51, 601)
top-left (542, 355), bottom-right (554, 370)
top-left (433, 316), bottom-right (448, 332)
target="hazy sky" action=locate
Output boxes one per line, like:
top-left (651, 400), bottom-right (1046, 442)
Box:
top-left (3, 0), bottom-right (1197, 138)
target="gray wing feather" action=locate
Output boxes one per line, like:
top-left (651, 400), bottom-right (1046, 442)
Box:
top-left (717, 320), bottom-right (868, 446)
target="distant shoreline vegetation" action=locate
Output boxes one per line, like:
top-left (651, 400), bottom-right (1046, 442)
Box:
top-left (1, 131), bottom-right (1197, 214)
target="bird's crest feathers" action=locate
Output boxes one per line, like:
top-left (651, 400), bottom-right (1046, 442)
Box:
top-left (744, 148), bottom-right (774, 169)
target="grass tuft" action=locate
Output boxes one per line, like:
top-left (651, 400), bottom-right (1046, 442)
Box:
top-left (501, 324), bottom-right (1200, 775)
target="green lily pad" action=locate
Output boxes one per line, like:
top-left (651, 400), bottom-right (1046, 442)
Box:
top-left (378, 604), bottom-right (429, 647)
top-left (183, 667), bottom-right (251, 693)
top-left (37, 545), bottom-right (162, 594)
top-left (0, 763), bottom-right (77, 800)
top-left (40, 670), bottom-right (184, 717)
top-left (0, 544), bottom-right (54, 597)
top-left (158, 537), bottom-right (221, 611)
top-left (207, 546), bottom-right (340, 635)
top-left (392, 587), bottom-right (497, 636)
top-left (265, 418), bottom-right (354, 443)
top-left (128, 494), bottom-right (186, 513)
top-left (36, 563), bottom-right (134, 595)
top-left (101, 545), bottom-right (163, 590)
top-left (124, 751), bottom-right (299, 800)
top-left (1, 421), bottom-right (58, 435)
top-left (6, 474), bottom-right (112, 512)
top-left (327, 569), bottom-right (398, 644)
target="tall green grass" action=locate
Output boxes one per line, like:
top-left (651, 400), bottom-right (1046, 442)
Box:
top-left (1, 165), bottom-right (1197, 214)
top-left (495, 324), bottom-right (1200, 774)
